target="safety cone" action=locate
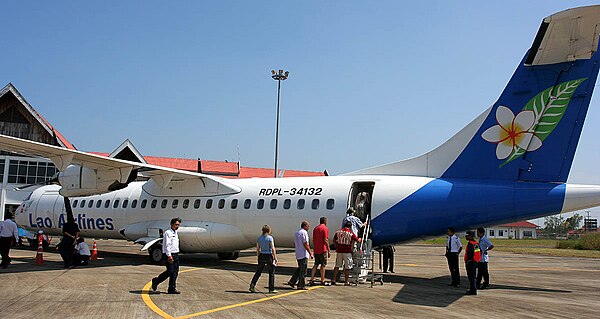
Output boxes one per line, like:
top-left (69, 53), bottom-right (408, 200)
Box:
top-left (35, 236), bottom-right (44, 265)
top-left (90, 241), bottom-right (98, 260)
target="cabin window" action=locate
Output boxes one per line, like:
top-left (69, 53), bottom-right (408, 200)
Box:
top-left (231, 199), bottom-right (238, 209)
top-left (283, 199), bottom-right (291, 209)
top-left (172, 199), bottom-right (179, 209)
top-left (194, 199), bottom-right (201, 209)
top-left (257, 199), bottom-right (264, 209)
top-left (244, 199), bottom-right (251, 209)
top-left (141, 199), bottom-right (147, 209)
top-left (326, 199), bottom-right (335, 210)
top-left (131, 199), bottom-right (137, 209)
top-left (96, 200), bottom-right (102, 208)
top-left (105, 200), bottom-right (111, 209)
top-left (218, 199), bottom-right (225, 209)
top-left (206, 199), bottom-right (213, 209)
top-left (161, 199), bottom-right (168, 209)
top-left (270, 199), bottom-right (277, 209)
top-left (72, 200), bottom-right (78, 208)
top-left (88, 200), bottom-right (94, 208)
top-left (122, 199), bottom-right (128, 208)
top-left (113, 200), bottom-right (120, 209)
top-left (151, 199), bottom-right (157, 209)
top-left (312, 199), bottom-right (319, 210)
top-left (183, 199), bottom-right (189, 209)
top-left (297, 199), bottom-right (305, 210)
top-left (80, 200), bottom-right (86, 208)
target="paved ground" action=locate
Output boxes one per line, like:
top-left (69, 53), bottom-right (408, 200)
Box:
top-left (1, 239), bottom-right (599, 319)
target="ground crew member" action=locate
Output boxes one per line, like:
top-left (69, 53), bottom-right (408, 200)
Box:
top-left (445, 227), bottom-right (462, 287)
top-left (309, 217), bottom-right (330, 286)
top-left (60, 216), bottom-right (80, 268)
top-left (382, 245), bottom-right (395, 273)
top-left (476, 227), bottom-right (494, 289)
top-left (151, 218), bottom-right (182, 294)
top-left (72, 237), bottom-right (91, 266)
top-left (464, 230), bottom-right (481, 295)
top-left (0, 213), bottom-right (20, 269)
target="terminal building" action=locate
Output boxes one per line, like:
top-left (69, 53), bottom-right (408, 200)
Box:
top-left (0, 83), bottom-right (325, 219)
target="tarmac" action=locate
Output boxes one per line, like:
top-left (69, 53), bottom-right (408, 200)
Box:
top-left (1, 239), bottom-right (599, 319)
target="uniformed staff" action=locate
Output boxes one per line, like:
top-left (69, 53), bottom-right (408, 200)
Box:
top-left (464, 230), bottom-right (481, 295)
top-left (476, 227), bottom-right (494, 289)
top-left (445, 227), bottom-right (462, 287)
top-left (151, 218), bottom-right (182, 294)
top-left (0, 213), bottom-right (20, 269)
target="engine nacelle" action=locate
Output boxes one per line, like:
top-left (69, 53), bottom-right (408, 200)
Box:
top-left (58, 165), bottom-right (136, 197)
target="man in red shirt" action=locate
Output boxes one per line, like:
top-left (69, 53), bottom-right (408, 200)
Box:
top-left (309, 217), bottom-right (331, 285)
top-left (332, 221), bottom-right (362, 286)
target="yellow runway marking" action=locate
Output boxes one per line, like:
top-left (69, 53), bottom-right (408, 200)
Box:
top-left (142, 267), bottom-right (325, 319)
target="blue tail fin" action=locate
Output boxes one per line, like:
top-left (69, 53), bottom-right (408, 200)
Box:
top-left (347, 6), bottom-right (600, 183)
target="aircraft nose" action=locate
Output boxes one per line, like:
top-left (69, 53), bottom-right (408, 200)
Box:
top-left (14, 202), bottom-right (28, 227)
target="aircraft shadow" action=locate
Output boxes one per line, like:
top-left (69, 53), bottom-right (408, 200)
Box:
top-left (386, 274), bottom-right (571, 307)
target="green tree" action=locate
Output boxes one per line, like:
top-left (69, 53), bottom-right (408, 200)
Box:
top-left (544, 215), bottom-right (565, 235)
top-left (564, 213), bottom-right (583, 231)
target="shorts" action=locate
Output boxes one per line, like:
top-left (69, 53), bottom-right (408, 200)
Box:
top-left (314, 253), bottom-right (327, 266)
top-left (335, 252), bottom-right (353, 270)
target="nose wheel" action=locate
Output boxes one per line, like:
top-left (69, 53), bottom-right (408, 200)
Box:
top-left (217, 251), bottom-right (239, 260)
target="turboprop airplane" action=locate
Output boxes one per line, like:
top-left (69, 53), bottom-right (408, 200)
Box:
top-left (3, 5), bottom-right (600, 263)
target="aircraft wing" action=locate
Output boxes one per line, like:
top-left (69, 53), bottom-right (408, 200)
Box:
top-left (0, 134), bottom-right (241, 193)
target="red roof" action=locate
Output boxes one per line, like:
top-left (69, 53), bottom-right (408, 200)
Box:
top-left (499, 221), bottom-right (539, 228)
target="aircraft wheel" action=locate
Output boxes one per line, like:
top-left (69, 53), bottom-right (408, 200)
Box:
top-left (149, 244), bottom-right (163, 264)
top-left (217, 251), bottom-right (239, 260)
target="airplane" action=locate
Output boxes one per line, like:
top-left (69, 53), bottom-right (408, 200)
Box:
top-left (3, 5), bottom-right (600, 264)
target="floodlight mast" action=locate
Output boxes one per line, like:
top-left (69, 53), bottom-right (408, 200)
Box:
top-left (271, 69), bottom-right (289, 178)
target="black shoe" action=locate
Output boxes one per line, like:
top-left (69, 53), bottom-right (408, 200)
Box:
top-left (390, 270), bottom-right (395, 273)
top-left (465, 290), bottom-right (477, 295)
top-left (1, 264), bottom-right (7, 269)
top-left (151, 278), bottom-right (158, 292)
top-left (168, 290), bottom-right (181, 294)
top-left (480, 284), bottom-right (488, 290)
top-left (447, 283), bottom-right (454, 286)
top-left (286, 281), bottom-right (295, 289)
top-left (453, 284), bottom-right (461, 288)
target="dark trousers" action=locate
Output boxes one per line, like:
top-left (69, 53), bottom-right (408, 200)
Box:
top-left (289, 257), bottom-right (308, 288)
top-left (477, 262), bottom-right (489, 287)
top-left (59, 239), bottom-right (75, 268)
top-left (251, 253), bottom-right (275, 291)
top-left (383, 246), bottom-right (394, 272)
top-left (155, 253), bottom-right (180, 292)
top-left (445, 252), bottom-right (460, 285)
top-left (466, 261), bottom-right (478, 294)
top-left (72, 253), bottom-right (91, 266)
top-left (0, 237), bottom-right (13, 266)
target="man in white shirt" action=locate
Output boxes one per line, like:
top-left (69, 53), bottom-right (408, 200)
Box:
top-left (287, 221), bottom-right (313, 290)
top-left (0, 213), bottom-right (20, 269)
top-left (445, 227), bottom-right (463, 287)
top-left (151, 218), bottom-right (182, 294)
top-left (73, 237), bottom-right (92, 266)
top-left (476, 227), bottom-right (494, 289)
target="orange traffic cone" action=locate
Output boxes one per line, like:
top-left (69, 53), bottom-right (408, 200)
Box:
top-left (90, 241), bottom-right (98, 260)
top-left (35, 236), bottom-right (44, 265)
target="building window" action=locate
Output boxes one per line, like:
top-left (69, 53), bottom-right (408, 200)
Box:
top-left (326, 199), bottom-right (335, 210)
top-left (218, 199), bottom-right (225, 209)
top-left (161, 199), bottom-right (168, 209)
top-left (270, 199), bottom-right (277, 209)
top-left (183, 199), bottom-right (189, 209)
top-left (113, 200), bottom-right (120, 209)
top-left (141, 199), bottom-right (147, 209)
top-left (122, 199), bottom-right (128, 208)
top-left (257, 199), bottom-right (264, 209)
top-left (283, 199), bottom-right (291, 209)
top-left (498, 230), bottom-right (504, 237)
top-left (206, 199), bottom-right (213, 209)
top-left (489, 229), bottom-right (495, 237)
top-left (96, 200), bottom-right (102, 208)
top-left (105, 200), bottom-right (111, 209)
top-left (523, 230), bottom-right (533, 238)
top-left (231, 199), bottom-right (238, 209)
top-left (151, 199), bottom-right (157, 209)
top-left (172, 199), bottom-right (179, 209)
top-left (244, 199), bottom-right (251, 209)
top-left (297, 199), bottom-right (305, 210)
top-left (88, 200), bottom-right (94, 208)
top-left (131, 200), bottom-right (137, 209)
top-left (194, 199), bottom-right (201, 209)
top-left (7, 160), bottom-right (57, 184)
top-left (311, 199), bottom-right (319, 210)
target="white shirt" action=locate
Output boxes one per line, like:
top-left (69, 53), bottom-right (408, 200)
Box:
top-left (478, 236), bottom-right (493, 263)
top-left (162, 228), bottom-right (179, 256)
top-left (0, 219), bottom-right (19, 241)
top-left (294, 228), bottom-right (310, 260)
top-left (446, 234), bottom-right (462, 253)
top-left (76, 242), bottom-right (91, 256)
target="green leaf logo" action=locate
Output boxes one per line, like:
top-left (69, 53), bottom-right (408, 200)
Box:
top-left (481, 78), bottom-right (587, 167)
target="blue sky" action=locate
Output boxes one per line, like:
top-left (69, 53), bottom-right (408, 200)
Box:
top-left (2, 1), bottom-right (600, 221)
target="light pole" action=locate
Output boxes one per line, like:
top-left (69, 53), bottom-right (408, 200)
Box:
top-left (271, 69), bottom-right (289, 178)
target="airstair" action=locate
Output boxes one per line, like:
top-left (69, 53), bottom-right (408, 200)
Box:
top-left (351, 215), bottom-right (383, 287)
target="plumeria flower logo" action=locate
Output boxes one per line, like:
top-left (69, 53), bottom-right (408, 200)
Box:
top-left (481, 106), bottom-right (542, 160)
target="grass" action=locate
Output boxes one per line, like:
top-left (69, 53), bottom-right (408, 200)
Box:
top-left (418, 236), bottom-right (600, 258)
